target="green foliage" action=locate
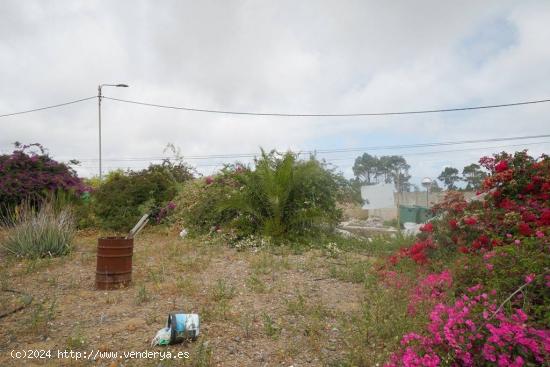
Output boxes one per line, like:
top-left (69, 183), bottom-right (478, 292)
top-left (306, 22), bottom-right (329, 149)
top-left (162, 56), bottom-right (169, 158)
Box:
top-left (461, 163), bottom-right (487, 190)
top-left (170, 169), bottom-right (241, 235)
top-left (437, 166), bottom-right (460, 190)
top-left (172, 150), bottom-right (344, 242)
top-left (1, 199), bottom-right (75, 258)
top-left (353, 153), bottom-right (379, 184)
top-left (352, 153), bottom-right (411, 191)
top-left (220, 150), bottom-right (342, 240)
top-left (262, 312), bottom-right (281, 338)
top-left (93, 164), bottom-right (180, 231)
top-left (332, 172), bottom-right (363, 205)
top-left (451, 238), bottom-right (550, 327)
top-left (161, 143), bottom-right (196, 183)
top-left (135, 284), bottom-right (151, 305)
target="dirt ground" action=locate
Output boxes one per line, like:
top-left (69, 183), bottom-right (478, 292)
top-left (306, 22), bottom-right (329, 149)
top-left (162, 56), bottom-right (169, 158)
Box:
top-left (0, 230), bottom-right (375, 366)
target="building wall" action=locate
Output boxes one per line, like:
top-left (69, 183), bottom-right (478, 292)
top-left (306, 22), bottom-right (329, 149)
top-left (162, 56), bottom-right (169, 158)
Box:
top-left (395, 191), bottom-right (477, 208)
top-left (365, 191), bottom-right (477, 220)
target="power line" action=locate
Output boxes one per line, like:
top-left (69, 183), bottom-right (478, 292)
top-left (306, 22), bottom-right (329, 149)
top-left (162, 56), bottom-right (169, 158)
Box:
top-left (323, 141), bottom-right (550, 161)
top-left (0, 96), bottom-right (96, 118)
top-left (1, 94), bottom-right (549, 120)
top-left (70, 134), bottom-right (550, 162)
top-left (74, 140), bottom-right (550, 170)
top-left (103, 96), bottom-right (550, 117)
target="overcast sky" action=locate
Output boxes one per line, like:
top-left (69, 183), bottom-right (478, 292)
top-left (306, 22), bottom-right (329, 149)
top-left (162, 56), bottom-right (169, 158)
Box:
top-left (1, 0), bottom-right (549, 185)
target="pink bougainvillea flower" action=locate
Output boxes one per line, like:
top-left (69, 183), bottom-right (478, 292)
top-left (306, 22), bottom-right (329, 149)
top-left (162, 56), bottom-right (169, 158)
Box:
top-left (463, 217), bottom-right (477, 226)
top-left (518, 222), bottom-right (532, 236)
top-left (524, 273), bottom-right (536, 284)
top-left (535, 230), bottom-right (545, 238)
top-left (205, 176), bottom-right (214, 185)
top-left (420, 222), bottom-right (434, 233)
top-left (499, 198), bottom-right (516, 210)
top-left (483, 251), bottom-right (496, 261)
top-left (495, 160), bottom-right (509, 172)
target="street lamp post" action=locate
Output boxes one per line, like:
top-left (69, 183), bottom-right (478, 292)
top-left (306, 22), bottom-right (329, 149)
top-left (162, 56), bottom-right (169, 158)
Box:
top-left (98, 83), bottom-right (129, 180)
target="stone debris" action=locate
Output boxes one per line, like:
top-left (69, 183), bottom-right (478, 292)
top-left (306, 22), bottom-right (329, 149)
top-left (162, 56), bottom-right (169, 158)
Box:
top-left (337, 216), bottom-right (397, 237)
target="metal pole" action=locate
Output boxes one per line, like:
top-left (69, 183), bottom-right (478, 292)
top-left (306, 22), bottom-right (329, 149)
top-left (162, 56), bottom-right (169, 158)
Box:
top-left (396, 169), bottom-right (401, 231)
top-left (98, 85), bottom-right (102, 180)
top-left (426, 186), bottom-right (429, 209)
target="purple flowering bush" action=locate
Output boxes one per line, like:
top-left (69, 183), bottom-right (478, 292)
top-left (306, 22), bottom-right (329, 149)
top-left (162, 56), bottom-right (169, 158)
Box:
top-left (0, 143), bottom-right (85, 215)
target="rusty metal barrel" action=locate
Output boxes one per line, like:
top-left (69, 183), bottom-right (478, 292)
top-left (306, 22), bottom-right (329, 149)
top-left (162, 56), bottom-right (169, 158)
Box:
top-left (95, 237), bottom-right (134, 290)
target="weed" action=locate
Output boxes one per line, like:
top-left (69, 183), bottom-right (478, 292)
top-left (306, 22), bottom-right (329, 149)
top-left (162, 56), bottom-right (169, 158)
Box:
top-left (340, 277), bottom-right (427, 366)
top-left (104, 293), bottom-right (123, 305)
top-left (250, 252), bottom-right (273, 275)
top-left (147, 267), bottom-right (165, 284)
top-left (211, 279), bottom-right (235, 301)
top-left (323, 241), bottom-right (343, 258)
top-left (240, 313), bottom-right (254, 339)
top-left (245, 274), bottom-right (267, 293)
top-left (329, 258), bottom-right (371, 283)
top-left (364, 234), bottom-right (414, 256)
top-left (262, 313), bottom-right (281, 339)
top-left (286, 294), bottom-right (307, 316)
top-left (190, 340), bottom-right (213, 367)
top-left (176, 276), bottom-right (198, 296)
top-left (135, 284), bottom-right (151, 305)
top-left (66, 328), bottom-right (87, 350)
top-left (29, 298), bottom-right (57, 335)
top-left (215, 299), bottom-right (231, 320)
top-left (22, 257), bottom-right (52, 275)
top-left (47, 275), bottom-right (59, 288)
top-left (249, 251), bottom-right (290, 276)
top-left (175, 255), bottom-right (209, 274)
top-left (145, 311), bottom-right (158, 326)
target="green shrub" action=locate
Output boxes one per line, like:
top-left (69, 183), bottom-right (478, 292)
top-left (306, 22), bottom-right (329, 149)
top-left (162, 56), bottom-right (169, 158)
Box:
top-left (1, 199), bottom-right (75, 258)
top-left (220, 150), bottom-right (342, 240)
top-left (170, 168), bottom-right (241, 234)
top-left (94, 164), bottom-right (181, 231)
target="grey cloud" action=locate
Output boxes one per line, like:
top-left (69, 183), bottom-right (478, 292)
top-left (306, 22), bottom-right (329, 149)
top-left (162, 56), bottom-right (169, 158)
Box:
top-left (1, 0), bottom-right (549, 181)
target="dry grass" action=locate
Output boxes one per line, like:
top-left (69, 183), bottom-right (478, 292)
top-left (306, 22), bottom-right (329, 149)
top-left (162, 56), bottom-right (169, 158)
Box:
top-left (0, 229), bottom-right (405, 366)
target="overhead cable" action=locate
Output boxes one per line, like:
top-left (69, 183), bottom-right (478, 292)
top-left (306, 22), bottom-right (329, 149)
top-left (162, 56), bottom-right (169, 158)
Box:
top-left (0, 96), bottom-right (96, 118)
top-left (71, 134), bottom-right (550, 162)
top-left (103, 96), bottom-right (550, 117)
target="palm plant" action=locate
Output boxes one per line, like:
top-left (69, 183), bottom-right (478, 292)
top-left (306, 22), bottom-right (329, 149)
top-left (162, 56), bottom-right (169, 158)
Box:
top-left (220, 150), bottom-right (340, 239)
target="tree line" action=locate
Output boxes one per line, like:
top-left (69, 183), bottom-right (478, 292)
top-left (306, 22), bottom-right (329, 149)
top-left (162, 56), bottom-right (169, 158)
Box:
top-left (352, 153), bottom-right (487, 191)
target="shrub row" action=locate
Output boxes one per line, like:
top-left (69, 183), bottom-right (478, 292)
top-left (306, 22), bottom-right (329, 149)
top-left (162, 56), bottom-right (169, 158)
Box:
top-left (172, 150), bottom-right (356, 241)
